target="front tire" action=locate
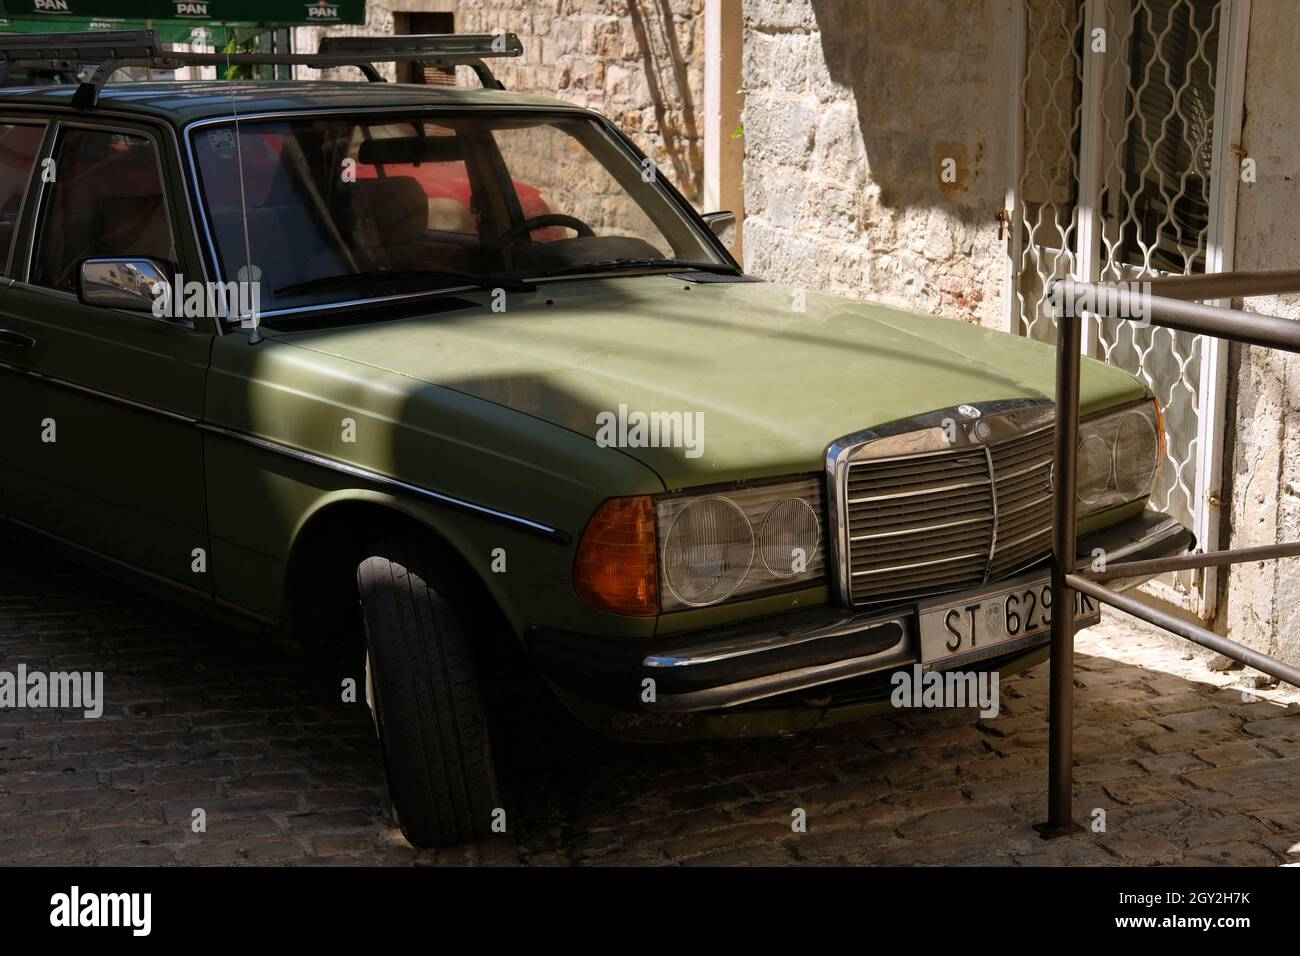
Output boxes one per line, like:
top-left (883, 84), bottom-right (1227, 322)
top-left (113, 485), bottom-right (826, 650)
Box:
top-left (356, 531), bottom-right (499, 847)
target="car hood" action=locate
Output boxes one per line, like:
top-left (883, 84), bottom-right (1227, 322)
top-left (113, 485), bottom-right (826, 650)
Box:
top-left (271, 275), bottom-right (1148, 490)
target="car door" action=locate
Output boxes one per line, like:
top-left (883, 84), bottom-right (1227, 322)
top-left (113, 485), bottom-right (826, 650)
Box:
top-left (0, 117), bottom-right (48, 521)
top-left (0, 117), bottom-right (213, 592)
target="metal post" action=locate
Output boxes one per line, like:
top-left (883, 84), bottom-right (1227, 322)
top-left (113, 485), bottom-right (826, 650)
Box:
top-left (1036, 307), bottom-right (1085, 839)
top-left (1031, 273), bottom-right (1300, 839)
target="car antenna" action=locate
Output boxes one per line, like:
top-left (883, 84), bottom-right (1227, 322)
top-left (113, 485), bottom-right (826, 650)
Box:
top-left (224, 40), bottom-right (261, 345)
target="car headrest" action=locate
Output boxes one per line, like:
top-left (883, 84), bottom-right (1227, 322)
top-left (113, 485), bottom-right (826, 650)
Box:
top-left (346, 176), bottom-right (428, 248)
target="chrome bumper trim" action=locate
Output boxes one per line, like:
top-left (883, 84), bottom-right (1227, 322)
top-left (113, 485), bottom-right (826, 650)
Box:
top-left (645, 610), bottom-right (909, 670)
top-left (640, 508), bottom-right (1193, 713)
top-left (648, 628), bottom-right (912, 713)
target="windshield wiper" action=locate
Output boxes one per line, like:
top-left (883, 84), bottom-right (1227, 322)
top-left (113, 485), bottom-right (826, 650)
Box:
top-left (533, 258), bottom-right (739, 280)
top-left (274, 270), bottom-right (532, 298)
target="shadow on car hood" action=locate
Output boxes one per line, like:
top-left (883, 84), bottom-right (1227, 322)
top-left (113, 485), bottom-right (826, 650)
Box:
top-left (272, 275), bottom-right (1148, 489)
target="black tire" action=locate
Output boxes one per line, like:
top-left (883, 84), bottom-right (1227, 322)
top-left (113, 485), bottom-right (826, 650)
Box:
top-left (356, 530), bottom-right (500, 847)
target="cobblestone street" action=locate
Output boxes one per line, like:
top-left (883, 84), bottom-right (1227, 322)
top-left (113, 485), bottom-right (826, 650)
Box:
top-left (1, 532), bottom-right (1297, 867)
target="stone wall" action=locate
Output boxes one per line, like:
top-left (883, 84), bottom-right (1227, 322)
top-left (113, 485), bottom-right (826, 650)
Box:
top-left (295, 0), bottom-right (706, 204)
top-left (739, 0), bottom-right (1014, 326)
top-left (1216, 0), bottom-right (1300, 666)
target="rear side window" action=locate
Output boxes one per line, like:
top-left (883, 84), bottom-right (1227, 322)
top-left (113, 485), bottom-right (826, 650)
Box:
top-left (32, 127), bottom-right (175, 291)
top-left (0, 123), bottom-right (45, 275)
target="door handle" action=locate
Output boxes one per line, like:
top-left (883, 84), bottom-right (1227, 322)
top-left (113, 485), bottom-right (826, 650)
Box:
top-left (0, 329), bottom-right (35, 349)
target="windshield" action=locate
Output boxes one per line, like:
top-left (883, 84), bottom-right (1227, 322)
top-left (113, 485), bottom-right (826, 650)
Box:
top-left (191, 111), bottom-right (731, 313)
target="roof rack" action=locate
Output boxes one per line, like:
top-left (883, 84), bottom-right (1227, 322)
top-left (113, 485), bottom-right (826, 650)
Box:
top-left (316, 34), bottom-right (522, 88)
top-left (0, 30), bottom-right (524, 109)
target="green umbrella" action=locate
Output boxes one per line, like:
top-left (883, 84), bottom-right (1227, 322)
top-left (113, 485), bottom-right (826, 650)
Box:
top-left (0, 17), bottom-right (230, 44)
top-left (0, 1), bottom-right (363, 26)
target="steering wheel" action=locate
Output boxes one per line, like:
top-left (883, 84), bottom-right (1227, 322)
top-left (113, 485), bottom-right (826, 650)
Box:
top-left (485, 213), bottom-right (595, 258)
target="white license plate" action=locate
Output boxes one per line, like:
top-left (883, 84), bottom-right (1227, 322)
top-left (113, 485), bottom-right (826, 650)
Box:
top-left (918, 575), bottom-right (1102, 668)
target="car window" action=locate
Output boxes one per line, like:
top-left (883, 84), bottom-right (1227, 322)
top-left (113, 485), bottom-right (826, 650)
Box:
top-left (0, 123), bottom-right (45, 276)
top-left (31, 127), bottom-right (175, 291)
top-left (191, 111), bottom-right (728, 314)
top-left (194, 121), bottom-right (353, 299)
top-left (352, 122), bottom-right (478, 237)
top-left (490, 122), bottom-right (668, 254)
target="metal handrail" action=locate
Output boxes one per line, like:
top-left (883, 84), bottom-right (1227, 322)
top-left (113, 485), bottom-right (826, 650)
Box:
top-left (1037, 270), bottom-right (1300, 838)
top-left (1146, 268), bottom-right (1300, 300)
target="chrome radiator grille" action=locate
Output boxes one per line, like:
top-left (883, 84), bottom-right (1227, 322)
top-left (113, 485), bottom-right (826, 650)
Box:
top-left (987, 425), bottom-right (1056, 580)
top-left (842, 424), bottom-right (1055, 605)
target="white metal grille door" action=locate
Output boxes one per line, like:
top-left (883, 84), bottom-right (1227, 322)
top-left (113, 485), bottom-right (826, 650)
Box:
top-left (1008, 0), bottom-right (1248, 616)
top-left (1013, 0), bottom-right (1087, 347)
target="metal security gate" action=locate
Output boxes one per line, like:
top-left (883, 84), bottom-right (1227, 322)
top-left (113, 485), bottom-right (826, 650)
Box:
top-left (1004, 0), bottom-right (1251, 619)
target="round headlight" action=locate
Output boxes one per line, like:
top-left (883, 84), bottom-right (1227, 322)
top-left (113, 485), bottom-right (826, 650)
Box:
top-left (760, 497), bottom-right (821, 577)
top-left (662, 496), bottom-right (754, 606)
top-left (1077, 433), bottom-right (1114, 505)
top-left (1113, 411), bottom-right (1159, 497)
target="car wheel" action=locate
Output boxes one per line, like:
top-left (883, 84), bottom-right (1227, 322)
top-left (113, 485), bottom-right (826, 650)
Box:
top-left (356, 531), bottom-right (500, 847)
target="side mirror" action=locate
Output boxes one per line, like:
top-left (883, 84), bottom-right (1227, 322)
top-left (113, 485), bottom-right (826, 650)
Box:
top-left (78, 258), bottom-right (172, 313)
top-left (702, 210), bottom-right (736, 244)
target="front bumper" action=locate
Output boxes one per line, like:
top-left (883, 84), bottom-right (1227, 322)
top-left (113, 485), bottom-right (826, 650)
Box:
top-left (526, 509), bottom-right (1192, 717)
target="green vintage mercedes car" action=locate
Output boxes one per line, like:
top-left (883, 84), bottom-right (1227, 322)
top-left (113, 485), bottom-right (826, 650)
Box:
top-left (0, 35), bottom-right (1191, 847)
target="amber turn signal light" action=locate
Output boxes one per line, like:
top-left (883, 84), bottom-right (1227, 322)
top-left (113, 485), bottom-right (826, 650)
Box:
top-left (575, 495), bottom-right (659, 616)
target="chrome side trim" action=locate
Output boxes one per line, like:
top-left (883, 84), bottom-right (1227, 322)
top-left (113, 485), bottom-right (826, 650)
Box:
top-left (0, 358), bottom-right (570, 544)
top-left (0, 358), bottom-right (198, 424)
top-left (197, 422), bottom-right (572, 545)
